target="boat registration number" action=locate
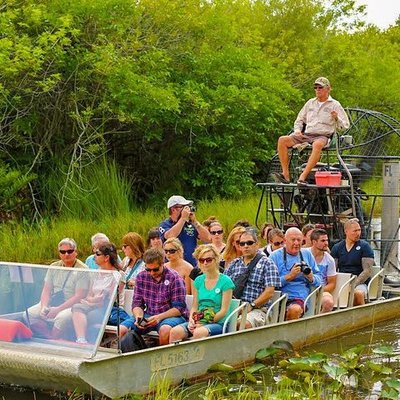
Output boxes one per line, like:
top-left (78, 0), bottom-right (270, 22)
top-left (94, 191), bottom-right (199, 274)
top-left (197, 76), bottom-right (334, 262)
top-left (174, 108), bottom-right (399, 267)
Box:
top-left (150, 345), bottom-right (205, 371)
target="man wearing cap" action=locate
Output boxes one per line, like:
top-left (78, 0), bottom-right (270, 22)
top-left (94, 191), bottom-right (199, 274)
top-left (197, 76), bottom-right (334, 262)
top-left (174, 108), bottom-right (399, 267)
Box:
top-left (274, 77), bottom-right (350, 185)
top-left (159, 195), bottom-right (210, 266)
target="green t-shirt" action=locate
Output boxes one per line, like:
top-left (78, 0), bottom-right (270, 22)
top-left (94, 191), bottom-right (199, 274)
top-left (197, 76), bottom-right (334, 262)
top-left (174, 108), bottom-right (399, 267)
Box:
top-left (194, 273), bottom-right (235, 324)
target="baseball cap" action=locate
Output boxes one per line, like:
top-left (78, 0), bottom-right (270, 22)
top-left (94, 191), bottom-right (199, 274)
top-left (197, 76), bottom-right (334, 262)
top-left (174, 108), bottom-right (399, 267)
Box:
top-left (314, 77), bottom-right (330, 87)
top-left (167, 195), bottom-right (193, 209)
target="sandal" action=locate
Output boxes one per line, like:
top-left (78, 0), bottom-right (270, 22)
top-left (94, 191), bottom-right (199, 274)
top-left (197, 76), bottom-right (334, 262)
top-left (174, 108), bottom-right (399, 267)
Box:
top-left (273, 172), bottom-right (290, 184)
top-left (297, 179), bottom-right (308, 186)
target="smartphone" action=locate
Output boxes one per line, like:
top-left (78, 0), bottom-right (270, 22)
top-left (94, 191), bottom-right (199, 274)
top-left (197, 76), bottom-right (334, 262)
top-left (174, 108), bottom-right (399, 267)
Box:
top-left (137, 317), bottom-right (148, 327)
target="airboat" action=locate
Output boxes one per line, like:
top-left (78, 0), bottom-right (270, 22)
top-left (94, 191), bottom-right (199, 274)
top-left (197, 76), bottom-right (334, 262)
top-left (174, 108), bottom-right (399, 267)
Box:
top-left (0, 109), bottom-right (399, 398)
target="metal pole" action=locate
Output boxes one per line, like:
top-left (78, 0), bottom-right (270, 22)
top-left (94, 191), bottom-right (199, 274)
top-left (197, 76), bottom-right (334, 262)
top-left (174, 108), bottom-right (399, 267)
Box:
top-left (381, 161), bottom-right (400, 272)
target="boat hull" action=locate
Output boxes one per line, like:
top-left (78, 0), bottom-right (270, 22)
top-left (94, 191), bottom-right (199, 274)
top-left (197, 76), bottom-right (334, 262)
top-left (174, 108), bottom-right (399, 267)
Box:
top-left (0, 297), bottom-right (399, 397)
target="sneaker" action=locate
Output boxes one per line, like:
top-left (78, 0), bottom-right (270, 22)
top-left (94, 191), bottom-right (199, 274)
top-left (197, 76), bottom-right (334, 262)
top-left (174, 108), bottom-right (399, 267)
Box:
top-left (76, 337), bottom-right (88, 344)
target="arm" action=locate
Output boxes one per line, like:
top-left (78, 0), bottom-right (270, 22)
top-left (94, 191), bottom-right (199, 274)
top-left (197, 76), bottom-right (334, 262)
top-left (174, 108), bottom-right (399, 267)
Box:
top-left (164, 207), bottom-right (192, 239)
top-left (252, 286), bottom-right (275, 308)
top-left (293, 102), bottom-right (308, 134)
top-left (46, 288), bottom-right (87, 319)
top-left (354, 257), bottom-right (374, 286)
top-left (213, 289), bottom-right (233, 323)
top-left (324, 275), bottom-right (337, 294)
top-left (40, 282), bottom-right (52, 309)
top-left (333, 103), bottom-right (350, 131)
top-left (190, 215), bottom-right (210, 243)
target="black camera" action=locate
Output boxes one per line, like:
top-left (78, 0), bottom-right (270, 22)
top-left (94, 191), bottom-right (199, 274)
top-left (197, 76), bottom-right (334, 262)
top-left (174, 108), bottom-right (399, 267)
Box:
top-left (299, 261), bottom-right (311, 275)
top-left (137, 317), bottom-right (148, 327)
top-left (189, 205), bottom-right (196, 213)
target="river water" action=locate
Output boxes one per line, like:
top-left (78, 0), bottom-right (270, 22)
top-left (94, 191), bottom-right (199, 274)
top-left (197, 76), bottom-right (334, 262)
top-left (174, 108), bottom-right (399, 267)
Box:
top-left (1, 317), bottom-right (400, 400)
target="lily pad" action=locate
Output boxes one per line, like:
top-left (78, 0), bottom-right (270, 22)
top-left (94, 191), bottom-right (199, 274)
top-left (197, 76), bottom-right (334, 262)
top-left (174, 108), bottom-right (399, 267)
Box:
top-left (255, 347), bottom-right (280, 360)
top-left (366, 361), bottom-right (392, 374)
top-left (246, 363), bottom-right (267, 374)
top-left (372, 345), bottom-right (395, 356)
top-left (207, 362), bottom-right (235, 373)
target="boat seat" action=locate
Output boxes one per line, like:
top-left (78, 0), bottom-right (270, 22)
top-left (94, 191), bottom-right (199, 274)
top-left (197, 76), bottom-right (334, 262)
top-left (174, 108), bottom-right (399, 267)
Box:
top-left (303, 285), bottom-right (323, 317)
top-left (222, 298), bottom-right (247, 333)
top-left (331, 272), bottom-right (356, 309)
top-left (367, 265), bottom-right (384, 302)
top-left (265, 290), bottom-right (288, 324)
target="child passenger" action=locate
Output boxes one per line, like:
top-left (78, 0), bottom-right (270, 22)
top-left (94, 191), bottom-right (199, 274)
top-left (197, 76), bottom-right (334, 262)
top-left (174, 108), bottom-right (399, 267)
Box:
top-left (169, 244), bottom-right (234, 342)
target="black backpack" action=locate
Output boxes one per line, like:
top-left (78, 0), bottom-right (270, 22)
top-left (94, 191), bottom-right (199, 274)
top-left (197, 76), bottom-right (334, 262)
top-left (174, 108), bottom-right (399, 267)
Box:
top-left (120, 330), bottom-right (147, 353)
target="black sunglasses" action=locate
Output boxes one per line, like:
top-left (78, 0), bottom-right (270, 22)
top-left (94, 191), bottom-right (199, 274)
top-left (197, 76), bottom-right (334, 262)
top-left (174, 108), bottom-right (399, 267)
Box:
top-left (95, 251), bottom-right (104, 256)
top-left (210, 230), bottom-right (223, 235)
top-left (145, 266), bottom-right (161, 272)
top-left (273, 241), bottom-right (284, 246)
top-left (164, 248), bottom-right (178, 254)
top-left (59, 249), bottom-right (75, 255)
top-left (239, 240), bottom-right (256, 247)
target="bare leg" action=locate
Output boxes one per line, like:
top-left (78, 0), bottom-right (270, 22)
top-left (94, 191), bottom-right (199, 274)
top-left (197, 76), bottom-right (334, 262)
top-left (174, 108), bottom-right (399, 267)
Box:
top-left (321, 292), bottom-right (334, 313)
top-left (169, 325), bottom-right (188, 343)
top-left (159, 325), bottom-right (172, 345)
top-left (353, 290), bottom-right (366, 306)
top-left (277, 135), bottom-right (296, 181)
top-left (72, 311), bottom-right (87, 341)
top-left (298, 139), bottom-right (325, 182)
top-left (285, 304), bottom-right (303, 320)
top-left (192, 326), bottom-right (210, 339)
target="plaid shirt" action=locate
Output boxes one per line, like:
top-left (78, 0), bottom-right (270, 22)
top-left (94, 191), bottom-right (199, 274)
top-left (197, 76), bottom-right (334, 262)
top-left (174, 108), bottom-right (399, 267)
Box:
top-left (225, 252), bottom-right (281, 307)
top-left (132, 267), bottom-right (188, 318)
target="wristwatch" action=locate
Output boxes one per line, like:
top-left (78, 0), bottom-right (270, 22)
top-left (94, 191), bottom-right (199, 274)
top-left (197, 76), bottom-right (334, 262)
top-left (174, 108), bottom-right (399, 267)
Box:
top-left (250, 301), bottom-right (257, 309)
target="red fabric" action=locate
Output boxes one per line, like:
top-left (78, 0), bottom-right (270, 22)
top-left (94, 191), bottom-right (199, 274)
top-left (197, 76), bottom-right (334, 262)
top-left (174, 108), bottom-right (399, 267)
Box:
top-left (0, 319), bottom-right (32, 342)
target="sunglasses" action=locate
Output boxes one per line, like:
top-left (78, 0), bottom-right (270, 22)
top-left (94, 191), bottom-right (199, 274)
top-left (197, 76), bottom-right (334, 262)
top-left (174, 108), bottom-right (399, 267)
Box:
top-left (314, 85), bottom-right (324, 90)
top-left (145, 266), bottom-right (161, 272)
top-left (235, 240), bottom-right (241, 245)
top-left (95, 251), bottom-right (104, 256)
top-left (198, 257), bottom-right (215, 264)
top-left (210, 230), bottom-right (223, 235)
top-left (59, 249), bottom-right (75, 255)
top-left (164, 248), bottom-right (178, 254)
top-left (122, 244), bottom-right (128, 248)
top-left (273, 241), bottom-right (284, 246)
top-left (239, 240), bottom-right (256, 247)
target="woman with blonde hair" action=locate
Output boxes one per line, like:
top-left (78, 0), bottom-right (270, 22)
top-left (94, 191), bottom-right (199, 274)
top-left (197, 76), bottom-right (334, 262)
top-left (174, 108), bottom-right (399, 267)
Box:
top-left (208, 221), bottom-right (226, 254)
top-left (169, 244), bottom-right (234, 342)
top-left (164, 238), bottom-right (193, 294)
top-left (221, 226), bottom-right (246, 268)
top-left (121, 232), bottom-right (145, 289)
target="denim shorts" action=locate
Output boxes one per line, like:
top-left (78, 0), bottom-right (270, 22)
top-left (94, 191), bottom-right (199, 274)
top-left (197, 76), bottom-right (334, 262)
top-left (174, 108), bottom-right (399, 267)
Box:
top-left (121, 313), bottom-right (187, 334)
top-left (180, 321), bottom-right (224, 337)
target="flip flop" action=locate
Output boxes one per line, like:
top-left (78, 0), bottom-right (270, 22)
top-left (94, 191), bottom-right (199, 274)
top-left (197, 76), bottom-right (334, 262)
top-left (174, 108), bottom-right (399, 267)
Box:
top-left (297, 179), bottom-right (308, 186)
top-left (273, 172), bottom-right (290, 184)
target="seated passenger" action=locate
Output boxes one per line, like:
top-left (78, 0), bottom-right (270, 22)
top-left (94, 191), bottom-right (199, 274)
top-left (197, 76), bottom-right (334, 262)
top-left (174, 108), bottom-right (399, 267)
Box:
top-left (310, 229), bottom-right (337, 312)
top-left (27, 238), bottom-right (88, 339)
top-left (72, 243), bottom-right (127, 344)
top-left (263, 228), bottom-right (285, 256)
top-left (331, 218), bottom-right (374, 306)
top-left (119, 248), bottom-right (187, 345)
top-left (208, 221), bottom-right (226, 254)
top-left (163, 238), bottom-right (193, 295)
top-left (269, 228), bottom-right (322, 320)
top-left (85, 233), bottom-right (111, 269)
top-left (169, 244), bottom-right (234, 342)
top-left (301, 224), bottom-right (315, 248)
top-left (225, 227), bottom-right (280, 328)
top-left (221, 226), bottom-right (246, 268)
top-left (146, 227), bottom-right (163, 250)
top-left (121, 232), bottom-right (145, 289)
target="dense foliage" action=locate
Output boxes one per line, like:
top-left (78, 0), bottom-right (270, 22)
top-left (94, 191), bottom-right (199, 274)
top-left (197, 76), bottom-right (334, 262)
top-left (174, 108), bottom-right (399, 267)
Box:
top-left (0, 0), bottom-right (399, 220)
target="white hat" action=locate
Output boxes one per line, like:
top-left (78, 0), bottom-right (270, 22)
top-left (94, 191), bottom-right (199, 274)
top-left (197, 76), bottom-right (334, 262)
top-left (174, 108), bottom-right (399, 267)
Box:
top-left (167, 195), bottom-right (193, 209)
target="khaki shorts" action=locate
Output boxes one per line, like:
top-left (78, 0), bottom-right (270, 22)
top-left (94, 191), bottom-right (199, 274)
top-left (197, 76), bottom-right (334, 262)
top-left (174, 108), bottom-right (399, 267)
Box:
top-left (289, 132), bottom-right (329, 146)
top-left (246, 308), bottom-right (267, 328)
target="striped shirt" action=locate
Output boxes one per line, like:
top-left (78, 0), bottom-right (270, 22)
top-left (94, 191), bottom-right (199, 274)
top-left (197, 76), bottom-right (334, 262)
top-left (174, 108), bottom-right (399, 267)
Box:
top-left (132, 267), bottom-right (188, 318)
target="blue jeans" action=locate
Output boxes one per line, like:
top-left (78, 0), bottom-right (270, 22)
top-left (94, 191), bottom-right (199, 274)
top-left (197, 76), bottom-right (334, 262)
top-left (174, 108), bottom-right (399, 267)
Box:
top-left (180, 321), bottom-right (224, 337)
top-left (121, 313), bottom-right (187, 334)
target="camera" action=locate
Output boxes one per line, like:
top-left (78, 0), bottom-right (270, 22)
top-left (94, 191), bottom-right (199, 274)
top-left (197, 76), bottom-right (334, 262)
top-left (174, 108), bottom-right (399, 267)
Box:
top-left (189, 205), bottom-right (196, 213)
top-left (137, 317), bottom-right (148, 327)
top-left (299, 261), bottom-right (311, 275)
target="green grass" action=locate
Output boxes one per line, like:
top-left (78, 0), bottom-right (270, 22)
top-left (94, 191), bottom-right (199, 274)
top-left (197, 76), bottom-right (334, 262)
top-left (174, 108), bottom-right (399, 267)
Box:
top-left (0, 194), bottom-right (264, 263)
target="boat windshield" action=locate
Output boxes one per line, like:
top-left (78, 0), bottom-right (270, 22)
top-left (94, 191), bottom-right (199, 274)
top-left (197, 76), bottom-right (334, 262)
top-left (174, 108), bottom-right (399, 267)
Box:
top-left (0, 262), bottom-right (121, 358)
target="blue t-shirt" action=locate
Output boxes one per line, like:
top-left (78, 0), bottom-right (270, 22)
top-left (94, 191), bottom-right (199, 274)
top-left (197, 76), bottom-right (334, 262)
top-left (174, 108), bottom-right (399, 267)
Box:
top-left (85, 254), bottom-right (99, 270)
top-left (194, 274), bottom-right (235, 324)
top-left (159, 218), bottom-right (198, 266)
top-left (269, 248), bottom-right (322, 301)
top-left (330, 239), bottom-right (374, 276)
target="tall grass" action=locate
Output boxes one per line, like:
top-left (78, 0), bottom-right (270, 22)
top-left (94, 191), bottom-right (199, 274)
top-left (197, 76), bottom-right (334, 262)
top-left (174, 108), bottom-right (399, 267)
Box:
top-left (0, 194), bottom-right (263, 264)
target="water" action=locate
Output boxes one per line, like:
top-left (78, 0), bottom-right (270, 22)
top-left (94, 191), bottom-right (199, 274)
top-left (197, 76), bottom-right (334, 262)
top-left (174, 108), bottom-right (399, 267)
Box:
top-left (1, 318), bottom-right (400, 399)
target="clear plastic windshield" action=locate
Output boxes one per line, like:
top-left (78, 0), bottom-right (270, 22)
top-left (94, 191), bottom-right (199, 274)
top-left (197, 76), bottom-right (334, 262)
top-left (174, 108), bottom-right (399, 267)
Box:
top-left (0, 262), bottom-right (121, 358)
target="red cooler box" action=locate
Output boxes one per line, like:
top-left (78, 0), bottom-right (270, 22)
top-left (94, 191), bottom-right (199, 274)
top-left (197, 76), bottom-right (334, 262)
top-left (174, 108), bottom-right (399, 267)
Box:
top-left (315, 171), bottom-right (342, 186)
